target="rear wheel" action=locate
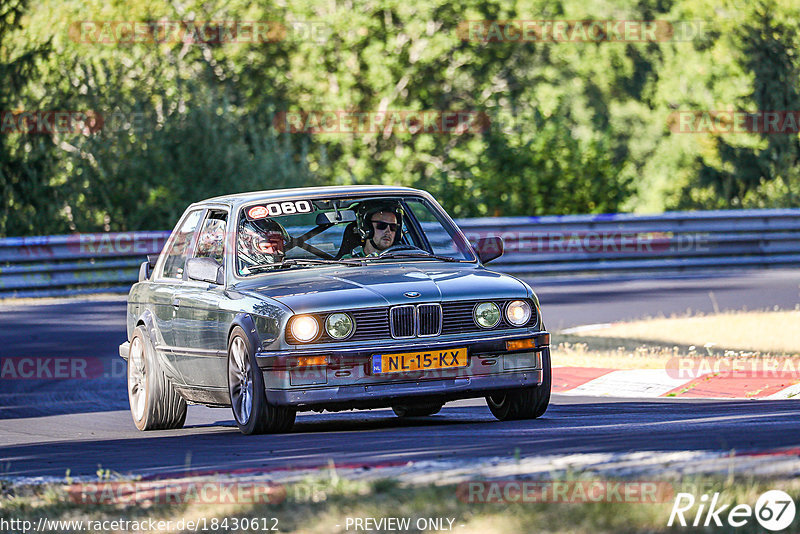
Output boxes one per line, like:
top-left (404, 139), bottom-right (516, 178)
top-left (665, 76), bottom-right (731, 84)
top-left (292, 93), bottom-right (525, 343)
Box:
top-left (486, 347), bottom-right (551, 421)
top-left (127, 325), bottom-right (187, 430)
top-left (392, 403), bottom-right (444, 418)
top-left (227, 327), bottom-right (295, 435)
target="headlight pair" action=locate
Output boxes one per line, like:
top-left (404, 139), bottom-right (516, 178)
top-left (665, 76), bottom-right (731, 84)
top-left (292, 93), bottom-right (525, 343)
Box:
top-left (474, 300), bottom-right (532, 328)
top-left (289, 313), bottom-right (353, 343)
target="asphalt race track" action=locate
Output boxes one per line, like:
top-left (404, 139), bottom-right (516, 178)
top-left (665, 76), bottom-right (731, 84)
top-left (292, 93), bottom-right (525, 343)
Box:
top-left (3, 397), bottom-right (800, 480)
top-left (1, 269), bottom-right (799, 480)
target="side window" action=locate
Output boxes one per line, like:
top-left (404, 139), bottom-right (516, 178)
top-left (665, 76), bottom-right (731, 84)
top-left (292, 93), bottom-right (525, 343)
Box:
top-left (161, 210), bottom-right (202, 280)
top-left (195, 211), bottom-right (227, 266)
top-left (404, 199), bottom-right (473, 259)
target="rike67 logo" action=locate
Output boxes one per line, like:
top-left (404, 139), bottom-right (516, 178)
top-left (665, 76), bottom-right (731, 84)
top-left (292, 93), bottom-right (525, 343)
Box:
top-left (669, 490), bottom-right (796, 531)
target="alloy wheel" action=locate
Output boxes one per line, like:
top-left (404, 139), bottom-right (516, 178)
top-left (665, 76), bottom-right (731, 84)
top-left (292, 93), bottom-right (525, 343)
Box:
top-left (128, 336), bottom-right (146, 421)
top-left (229, 336), bottom-right (253, 424)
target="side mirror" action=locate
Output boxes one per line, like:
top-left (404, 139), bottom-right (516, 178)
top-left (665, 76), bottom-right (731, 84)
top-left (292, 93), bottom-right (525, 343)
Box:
top-left (138, 261), bottom-right (150, 282)
top-left (474, 236), bottom-right (504, 264)
top-left (186, 257), bottom-right (224, 285)
top-left (139, 254), bottom-right (160, 282)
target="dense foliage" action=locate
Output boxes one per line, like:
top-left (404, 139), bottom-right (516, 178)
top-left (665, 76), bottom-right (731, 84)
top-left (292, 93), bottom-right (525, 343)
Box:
top-left (1, 0), bottom-right (798, 236)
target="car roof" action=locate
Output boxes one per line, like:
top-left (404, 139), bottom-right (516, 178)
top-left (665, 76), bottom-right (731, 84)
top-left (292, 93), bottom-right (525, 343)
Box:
top-left (195, 185), bottom-right (429, 209)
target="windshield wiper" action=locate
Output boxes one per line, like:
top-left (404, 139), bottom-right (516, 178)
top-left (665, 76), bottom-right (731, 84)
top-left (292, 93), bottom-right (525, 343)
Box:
top-left (245, 258), bottom-right (363, 273)
top-left (376, 252), bottom-right (461, 262)
top-left (282, 258), bottom-right (364, 266)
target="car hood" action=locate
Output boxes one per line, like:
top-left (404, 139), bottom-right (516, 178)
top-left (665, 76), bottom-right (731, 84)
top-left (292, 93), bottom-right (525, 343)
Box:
top-left (233, 264), bottom-right (529, 313)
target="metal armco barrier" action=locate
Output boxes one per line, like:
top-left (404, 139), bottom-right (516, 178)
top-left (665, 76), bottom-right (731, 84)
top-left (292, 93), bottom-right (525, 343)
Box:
top-left (1, 209), bottom-right (799, 298)
top-left (0, 232), bottom-right (170, 298)
top-left (458, 208), bottom-right (800, 277)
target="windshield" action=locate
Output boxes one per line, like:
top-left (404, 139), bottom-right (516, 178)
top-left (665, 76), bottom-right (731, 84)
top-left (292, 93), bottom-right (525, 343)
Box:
top-left (235, 195), bottom-right (475, 276)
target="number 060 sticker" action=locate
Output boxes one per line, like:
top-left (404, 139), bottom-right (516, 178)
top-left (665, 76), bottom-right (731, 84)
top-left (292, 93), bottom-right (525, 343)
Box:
top-left (247, 201), bottom-right (312, 219)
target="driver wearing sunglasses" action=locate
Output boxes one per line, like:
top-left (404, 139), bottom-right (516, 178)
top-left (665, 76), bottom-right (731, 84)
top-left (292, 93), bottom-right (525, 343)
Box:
top-left (342, 201), bottom-right (404, 259)
top-left (363, 211), bottom-right (399, 256)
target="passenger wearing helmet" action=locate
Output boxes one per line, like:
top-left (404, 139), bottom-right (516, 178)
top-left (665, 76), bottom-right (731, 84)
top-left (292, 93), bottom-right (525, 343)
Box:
top-left (237, 217), bottom-right (288, 274)
top-left (346, 201), bottom-right (404, 258)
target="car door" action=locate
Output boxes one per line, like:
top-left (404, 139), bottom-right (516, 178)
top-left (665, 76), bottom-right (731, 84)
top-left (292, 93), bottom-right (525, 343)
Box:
top-left (171, 208), bottom-right (231, 389)
top-left (150, 208), bottom-right (204, 382)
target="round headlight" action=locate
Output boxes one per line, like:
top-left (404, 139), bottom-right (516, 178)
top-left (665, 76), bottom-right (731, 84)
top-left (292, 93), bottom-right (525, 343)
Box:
top-left (325, 313), bottom-right (353, 339)
top-left (474, 302), bottom-right (501, 328)
top-left (506, 300), bottom-right (532, 326)
top-left (290, 315), bottom-right (319, 342)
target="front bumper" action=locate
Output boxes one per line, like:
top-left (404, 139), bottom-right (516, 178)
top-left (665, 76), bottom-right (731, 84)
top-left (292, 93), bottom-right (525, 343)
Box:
top-left (267, 369), bottom-right (543, 409)
top-left (256, 330), bottom-right (550, 410)
top-left (119, 341), bottom-right (130, 361)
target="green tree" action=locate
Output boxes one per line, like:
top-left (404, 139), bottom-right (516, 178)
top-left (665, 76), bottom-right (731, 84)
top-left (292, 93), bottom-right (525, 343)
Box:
top-left (4, 0), bottom-right (799, 237)
top-left (698, 0), bottom-right (800, 207)
top-left (667, 0), bottom-right (800, 209)
top-left (0, 0), bottom-right (66, 237)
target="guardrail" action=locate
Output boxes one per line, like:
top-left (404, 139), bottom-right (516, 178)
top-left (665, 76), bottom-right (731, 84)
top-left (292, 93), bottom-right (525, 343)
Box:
top-left (0, 232), bottom-right (170, 298)
top-left (1, 209), bottom-right (799, 298)
top-left (458, 209), bottom-right (800, 277)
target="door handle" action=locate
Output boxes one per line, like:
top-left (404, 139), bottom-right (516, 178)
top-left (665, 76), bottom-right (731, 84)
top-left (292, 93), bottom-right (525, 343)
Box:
top-left (172, 298), bottom-right (180, 309)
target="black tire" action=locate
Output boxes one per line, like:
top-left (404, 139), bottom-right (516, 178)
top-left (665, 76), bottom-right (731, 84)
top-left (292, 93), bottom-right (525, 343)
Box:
top-left (392, 403), bottom-right (444, 418)
top-left (486, 347), bottom-right (551, 421)
top-left (127, 325), bottom-right (187, 431)
top-left (227, 326), bottom-right (295, 435)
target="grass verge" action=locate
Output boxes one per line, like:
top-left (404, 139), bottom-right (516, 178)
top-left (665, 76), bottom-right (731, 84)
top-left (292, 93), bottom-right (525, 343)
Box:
top-left (572, 310), bottom-right (800, 354)
top-left (553, 310), bottom-right (800, 369)
top-left (2, 474), bottom-right (800, 533)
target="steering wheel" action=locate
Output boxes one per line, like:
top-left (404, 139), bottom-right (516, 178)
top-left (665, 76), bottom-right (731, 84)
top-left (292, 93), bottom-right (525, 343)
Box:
top-left (379, 244), bottom-right (424, 255)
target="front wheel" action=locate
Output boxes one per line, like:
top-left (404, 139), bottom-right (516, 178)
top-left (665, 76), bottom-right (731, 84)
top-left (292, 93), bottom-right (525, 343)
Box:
top-left (227, 327), bottom-right (295, 435)
top-left (486, 347), bottom-right (551, 421)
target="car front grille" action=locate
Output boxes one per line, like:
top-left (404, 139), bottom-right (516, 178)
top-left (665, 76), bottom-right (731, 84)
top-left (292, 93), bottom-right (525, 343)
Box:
top-left (440, 300), bottom-right (480, 335)
top-left (348, 308), bottom-right (391, 341)
top-left (390, 305), bottom-right (416, 338)
top-left (285, 300), bottom-right (537, 344)
top-left (387, 303), bottom-right (442, 338)
top-left (417, 303), bottom-right (442, 337)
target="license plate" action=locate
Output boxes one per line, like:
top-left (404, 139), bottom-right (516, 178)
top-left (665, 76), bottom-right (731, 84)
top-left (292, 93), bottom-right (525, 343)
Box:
top-left (371, 348), bottom-right (468, 374)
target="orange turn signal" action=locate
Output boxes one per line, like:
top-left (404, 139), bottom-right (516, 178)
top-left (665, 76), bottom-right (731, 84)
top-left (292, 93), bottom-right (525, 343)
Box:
top-left (296, 355), bottom-right (328, 367)
top-left (506, 338), bottom-right (535, 351)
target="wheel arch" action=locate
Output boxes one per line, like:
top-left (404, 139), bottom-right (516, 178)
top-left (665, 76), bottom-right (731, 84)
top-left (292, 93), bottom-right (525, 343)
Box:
top-left (228, 313), bottom-right (261, 353)
top-left (134, 309), bottom-right (159, 349)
